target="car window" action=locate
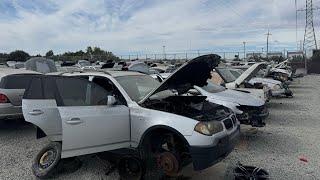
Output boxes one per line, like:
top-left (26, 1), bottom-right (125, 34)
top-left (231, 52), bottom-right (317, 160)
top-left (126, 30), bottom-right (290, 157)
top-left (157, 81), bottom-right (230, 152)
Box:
top-left (216, 69), bottom-right (237, 83)
top-left (116, 75), bottom-right (160, 102)
top-left (230, 70), bottom-right (242, 79)
top-left (92, 76), bottom-right (127, 105)
top-left (56, 77), bottom-right (112, 106)
top-left (201, 81), bottom-right (226, 93)
top-left (0, 74), bottom-right (37, 89)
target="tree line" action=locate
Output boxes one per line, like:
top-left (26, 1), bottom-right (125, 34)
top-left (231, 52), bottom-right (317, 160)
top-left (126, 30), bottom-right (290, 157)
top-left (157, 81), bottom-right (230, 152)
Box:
top-left (0, 46), bottom-right (120, 63)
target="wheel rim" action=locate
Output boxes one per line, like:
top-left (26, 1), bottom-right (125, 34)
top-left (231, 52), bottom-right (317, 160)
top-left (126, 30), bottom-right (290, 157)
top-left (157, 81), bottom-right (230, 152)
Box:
top-left (157, 152), bottom-right (179, 176)
top-left (39, 149), bottom-right (57, 170)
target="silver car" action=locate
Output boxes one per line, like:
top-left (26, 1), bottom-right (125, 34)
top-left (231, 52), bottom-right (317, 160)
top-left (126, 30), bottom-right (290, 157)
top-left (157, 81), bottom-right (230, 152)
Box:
top-left (194, 81), bottom-right (268, 127)
top-left (22, 54), bottom-right (240, 179)
top-left (0, 68), bottom-right (41, 120)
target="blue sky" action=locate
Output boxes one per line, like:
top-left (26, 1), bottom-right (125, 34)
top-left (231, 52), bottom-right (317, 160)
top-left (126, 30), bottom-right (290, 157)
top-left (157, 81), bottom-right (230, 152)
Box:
top-left (0, 0), bottom-right (319, 56)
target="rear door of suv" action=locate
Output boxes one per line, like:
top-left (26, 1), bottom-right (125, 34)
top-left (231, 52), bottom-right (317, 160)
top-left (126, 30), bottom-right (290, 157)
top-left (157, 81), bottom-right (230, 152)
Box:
top-left (56, 76), bottom-right (130, 158)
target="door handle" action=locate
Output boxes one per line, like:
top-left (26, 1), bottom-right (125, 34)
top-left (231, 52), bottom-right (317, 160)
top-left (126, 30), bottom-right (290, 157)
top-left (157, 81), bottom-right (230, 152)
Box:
top-left (28, 109), bottom-right (44, 116)
top-left (66, 118), bottom-right (83, 125)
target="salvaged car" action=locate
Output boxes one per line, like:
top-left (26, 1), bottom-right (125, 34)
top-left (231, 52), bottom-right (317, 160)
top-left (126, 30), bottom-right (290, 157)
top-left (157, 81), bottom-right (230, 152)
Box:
top-left (230, 68), bottom-right (293, 97)
top-left (22, 54), bottom-right (240, 179)
top-left (151, 74), bottom-right (268, 127)
top-left (0, 68), bottom-right (41, 120)
top-left (193, 81), bottom-right (268, 127)
top-left (213, 63), bottom-right (271, 102)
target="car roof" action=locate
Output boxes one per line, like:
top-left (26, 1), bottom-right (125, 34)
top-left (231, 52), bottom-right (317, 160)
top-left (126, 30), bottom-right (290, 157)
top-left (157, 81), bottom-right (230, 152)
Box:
top-left (0, 68), bottom-right (41, 77)
top-left (61, 70), bottom-right (144, 77)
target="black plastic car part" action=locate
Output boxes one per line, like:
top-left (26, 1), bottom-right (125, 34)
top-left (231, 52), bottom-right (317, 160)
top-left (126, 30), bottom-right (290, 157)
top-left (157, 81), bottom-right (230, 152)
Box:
top-left (234, 163), bottom-right (269, 180)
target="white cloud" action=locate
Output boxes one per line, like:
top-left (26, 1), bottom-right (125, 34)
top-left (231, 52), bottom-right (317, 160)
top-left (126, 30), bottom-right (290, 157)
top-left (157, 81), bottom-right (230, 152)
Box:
top-left (0, 0), bottom-right (318, 55)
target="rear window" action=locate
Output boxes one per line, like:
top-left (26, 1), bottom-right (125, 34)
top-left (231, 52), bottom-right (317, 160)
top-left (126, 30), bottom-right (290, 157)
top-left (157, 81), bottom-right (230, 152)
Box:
top-left (0, 74), bottom-right (39, 89)
top-left (24, 75), bottom-right (115, 107)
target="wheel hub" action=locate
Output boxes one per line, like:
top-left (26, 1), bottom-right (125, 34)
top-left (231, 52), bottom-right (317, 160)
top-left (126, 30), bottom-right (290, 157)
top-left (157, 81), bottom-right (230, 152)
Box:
top-left (39, 149), bottom-right (56, 169)
top-left (157, 152), bottom-right (179, 176)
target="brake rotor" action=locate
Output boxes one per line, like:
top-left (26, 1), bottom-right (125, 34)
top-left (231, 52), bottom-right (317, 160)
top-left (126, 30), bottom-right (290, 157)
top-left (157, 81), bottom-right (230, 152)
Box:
top-left (157, 152), bottom-right (180, 176)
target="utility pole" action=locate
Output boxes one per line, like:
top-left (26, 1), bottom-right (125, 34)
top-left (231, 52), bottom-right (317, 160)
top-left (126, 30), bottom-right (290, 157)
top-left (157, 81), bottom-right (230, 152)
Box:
top-left (243, 42), bottom-right (246, 59)
top-left (297, 0), bottom-right (319, 53)
top-left (265, 29), bottom-right (272, 58)
top-left (295, 0), bottom-right (298, 50)
top-left (162, 46), bottom-right (166, 60)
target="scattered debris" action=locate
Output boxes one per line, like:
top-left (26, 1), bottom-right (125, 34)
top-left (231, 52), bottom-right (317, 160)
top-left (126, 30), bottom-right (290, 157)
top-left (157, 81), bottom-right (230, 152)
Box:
top-left (234, 163), bottom-right (269, 180)
top-left (299, 156), bottom-right (308, 163)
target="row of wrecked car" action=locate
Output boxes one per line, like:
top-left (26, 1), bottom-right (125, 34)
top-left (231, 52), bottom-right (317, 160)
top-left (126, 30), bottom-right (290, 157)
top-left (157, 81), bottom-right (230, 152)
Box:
top-left (0, 54), bottom-right (295, 179)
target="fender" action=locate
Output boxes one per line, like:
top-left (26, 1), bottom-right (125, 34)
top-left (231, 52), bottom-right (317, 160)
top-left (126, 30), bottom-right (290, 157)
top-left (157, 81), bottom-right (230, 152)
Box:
top-left (138, 125), bottom-right (190, 149)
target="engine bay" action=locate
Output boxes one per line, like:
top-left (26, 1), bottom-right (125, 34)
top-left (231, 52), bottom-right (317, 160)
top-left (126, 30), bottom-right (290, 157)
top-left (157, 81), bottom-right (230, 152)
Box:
top-left (142, 95), bottom-right (230, 121)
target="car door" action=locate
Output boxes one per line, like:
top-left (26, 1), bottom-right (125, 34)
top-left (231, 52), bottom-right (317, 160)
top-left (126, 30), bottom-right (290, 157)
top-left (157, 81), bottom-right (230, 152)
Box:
top-left (22, 75), bottom-right (63, 140)
top-left (56, 76), bottom-right (130, 158)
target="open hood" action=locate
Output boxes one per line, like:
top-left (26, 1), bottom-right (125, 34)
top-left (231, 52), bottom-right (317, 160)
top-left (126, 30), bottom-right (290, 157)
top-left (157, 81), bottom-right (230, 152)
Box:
top-left (139, 54), bottom-right (221, 104)
top-left (234, 62), bottom-right (267, 85)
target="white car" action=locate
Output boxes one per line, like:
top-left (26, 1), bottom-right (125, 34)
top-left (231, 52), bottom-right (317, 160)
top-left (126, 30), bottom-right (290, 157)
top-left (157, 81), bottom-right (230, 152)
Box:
top-left (214, 63), bottom-right (271, 102)
top-left (230, 68), bottom-right (293, 97)
top-left (194, 81), bottom-right (268, 127)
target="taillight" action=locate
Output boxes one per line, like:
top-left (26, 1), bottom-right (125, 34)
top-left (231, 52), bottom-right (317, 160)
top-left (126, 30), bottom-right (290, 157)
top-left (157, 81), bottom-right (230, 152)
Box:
top-left (0, 94), bottom-right (9, 103)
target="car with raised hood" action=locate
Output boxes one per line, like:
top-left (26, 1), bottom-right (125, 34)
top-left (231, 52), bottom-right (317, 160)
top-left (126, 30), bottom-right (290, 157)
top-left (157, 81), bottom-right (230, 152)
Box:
top-left (193, 81), bottom-right (268, 127)
top-left (213, 63), bottom-right (271, 102)
top-left (22, 54), bottom-right (240, 179)
top-left (0, 68), bottom-right (41, 120)
top-left (230, 68), bottom-right (293, 97)
top-left (151, 73), bottom-right (268, 127)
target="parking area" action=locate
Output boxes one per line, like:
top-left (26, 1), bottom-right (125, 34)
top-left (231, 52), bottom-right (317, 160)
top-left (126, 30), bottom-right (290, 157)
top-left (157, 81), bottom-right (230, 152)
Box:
top-left (0, 75), bottom-right (319, 180)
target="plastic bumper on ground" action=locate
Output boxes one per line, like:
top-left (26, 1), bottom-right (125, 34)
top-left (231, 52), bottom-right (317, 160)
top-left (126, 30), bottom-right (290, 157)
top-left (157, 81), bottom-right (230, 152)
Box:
top-left (0, 104), bottom-right (23, 120)
top-left (189, 125), bottom-right (240, 171)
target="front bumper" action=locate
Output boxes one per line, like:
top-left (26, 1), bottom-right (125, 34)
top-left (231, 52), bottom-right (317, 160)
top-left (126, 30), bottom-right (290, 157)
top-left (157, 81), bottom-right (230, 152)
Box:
top-left (271, 88), bottom-right (293, 97)
top-left (189, 125), bottom-right (240, 171)
top-left (236, 106), bottom-right (269, 127)
top-left (0, 104), bottom-right (23, 120)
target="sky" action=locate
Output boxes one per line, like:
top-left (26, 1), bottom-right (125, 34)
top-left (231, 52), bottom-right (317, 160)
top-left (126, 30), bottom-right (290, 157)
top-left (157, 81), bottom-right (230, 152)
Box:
top-left (0, 0), bottom-right (319, 56)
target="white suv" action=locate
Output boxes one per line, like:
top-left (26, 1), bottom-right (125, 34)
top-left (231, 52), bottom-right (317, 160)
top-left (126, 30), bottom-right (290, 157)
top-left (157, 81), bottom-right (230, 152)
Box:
top-left (22, 54), bottom-right (240, 179)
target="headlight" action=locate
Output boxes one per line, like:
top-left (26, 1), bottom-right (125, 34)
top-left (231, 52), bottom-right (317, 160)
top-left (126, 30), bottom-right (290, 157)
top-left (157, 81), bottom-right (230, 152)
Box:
top-left (194, 121), bottom-right (224, 136)
top-left (272, 84), bottom-right (281, 90)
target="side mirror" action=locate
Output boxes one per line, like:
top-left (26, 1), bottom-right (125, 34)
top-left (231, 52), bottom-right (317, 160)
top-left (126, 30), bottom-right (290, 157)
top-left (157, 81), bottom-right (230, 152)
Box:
top-left (107, 96), bottom-right (117, 106)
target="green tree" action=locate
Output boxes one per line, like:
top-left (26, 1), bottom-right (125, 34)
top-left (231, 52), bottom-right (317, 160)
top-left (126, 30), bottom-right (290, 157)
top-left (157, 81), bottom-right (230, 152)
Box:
top-left (45, 50), bottom-right (54, 57)
top-left (7, 50), bottom-right (30, 62)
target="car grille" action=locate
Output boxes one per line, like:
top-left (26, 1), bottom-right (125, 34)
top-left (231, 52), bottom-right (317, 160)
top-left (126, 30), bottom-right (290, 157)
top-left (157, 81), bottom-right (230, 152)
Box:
top-left (223, 115), bottom-right (238, 130)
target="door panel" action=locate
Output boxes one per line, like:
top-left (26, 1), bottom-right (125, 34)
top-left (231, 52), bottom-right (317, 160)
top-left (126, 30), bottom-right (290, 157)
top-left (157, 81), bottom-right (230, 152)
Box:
top-left (22, 99), bottom-right (62, 137)
top-left (59, 105), bottom-right (130, 158)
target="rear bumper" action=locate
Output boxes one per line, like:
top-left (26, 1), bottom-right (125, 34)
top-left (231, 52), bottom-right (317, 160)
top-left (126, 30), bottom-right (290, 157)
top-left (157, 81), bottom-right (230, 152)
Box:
top-left (189, 125), bottom-right (240, 171)
top-left (0, 104), bottom-right (22, 120)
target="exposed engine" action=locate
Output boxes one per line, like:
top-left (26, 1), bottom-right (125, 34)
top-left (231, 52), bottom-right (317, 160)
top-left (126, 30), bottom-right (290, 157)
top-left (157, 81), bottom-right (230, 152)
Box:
top-left (142, 95), bottom-right (231, 121)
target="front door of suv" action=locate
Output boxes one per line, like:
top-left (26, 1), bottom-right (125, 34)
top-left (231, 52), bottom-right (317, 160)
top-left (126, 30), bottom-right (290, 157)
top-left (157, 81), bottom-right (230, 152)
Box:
top-left (56, 76), bottom-right (130, 158)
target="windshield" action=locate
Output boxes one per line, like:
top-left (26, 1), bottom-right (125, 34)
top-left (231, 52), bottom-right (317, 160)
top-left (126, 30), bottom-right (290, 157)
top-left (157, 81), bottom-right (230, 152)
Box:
top-left (116, 75), bottom-right (160, 102)
top-left (216, 68), bottom-right (237, 83)
top-left (79, 61), bottom-right (90, 66)
top-left (229, 69), bottom-right (243, 79)
top-left (201, 81), bottom-right (226, 93)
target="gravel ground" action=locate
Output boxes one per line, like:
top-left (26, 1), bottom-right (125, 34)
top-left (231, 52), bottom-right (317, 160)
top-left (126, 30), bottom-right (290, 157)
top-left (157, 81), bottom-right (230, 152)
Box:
top-left (0, 75), bottom-right (319, 180)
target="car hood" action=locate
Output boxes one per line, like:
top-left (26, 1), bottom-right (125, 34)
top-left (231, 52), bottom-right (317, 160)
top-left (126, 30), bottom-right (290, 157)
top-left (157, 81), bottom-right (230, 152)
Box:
top-left (139, 54), bottom-right (221, 104)
top-left (234, 63), bottom-right (267, 85)
top-left (196, 87), bottom-right (264, 107)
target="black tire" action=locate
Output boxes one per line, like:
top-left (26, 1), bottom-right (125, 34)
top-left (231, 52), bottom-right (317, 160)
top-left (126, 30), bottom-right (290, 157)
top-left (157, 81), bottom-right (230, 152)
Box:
top-left (32, 142), bottom-right (62, 179)
top-left (140, 135), bottom-right (165, 180)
